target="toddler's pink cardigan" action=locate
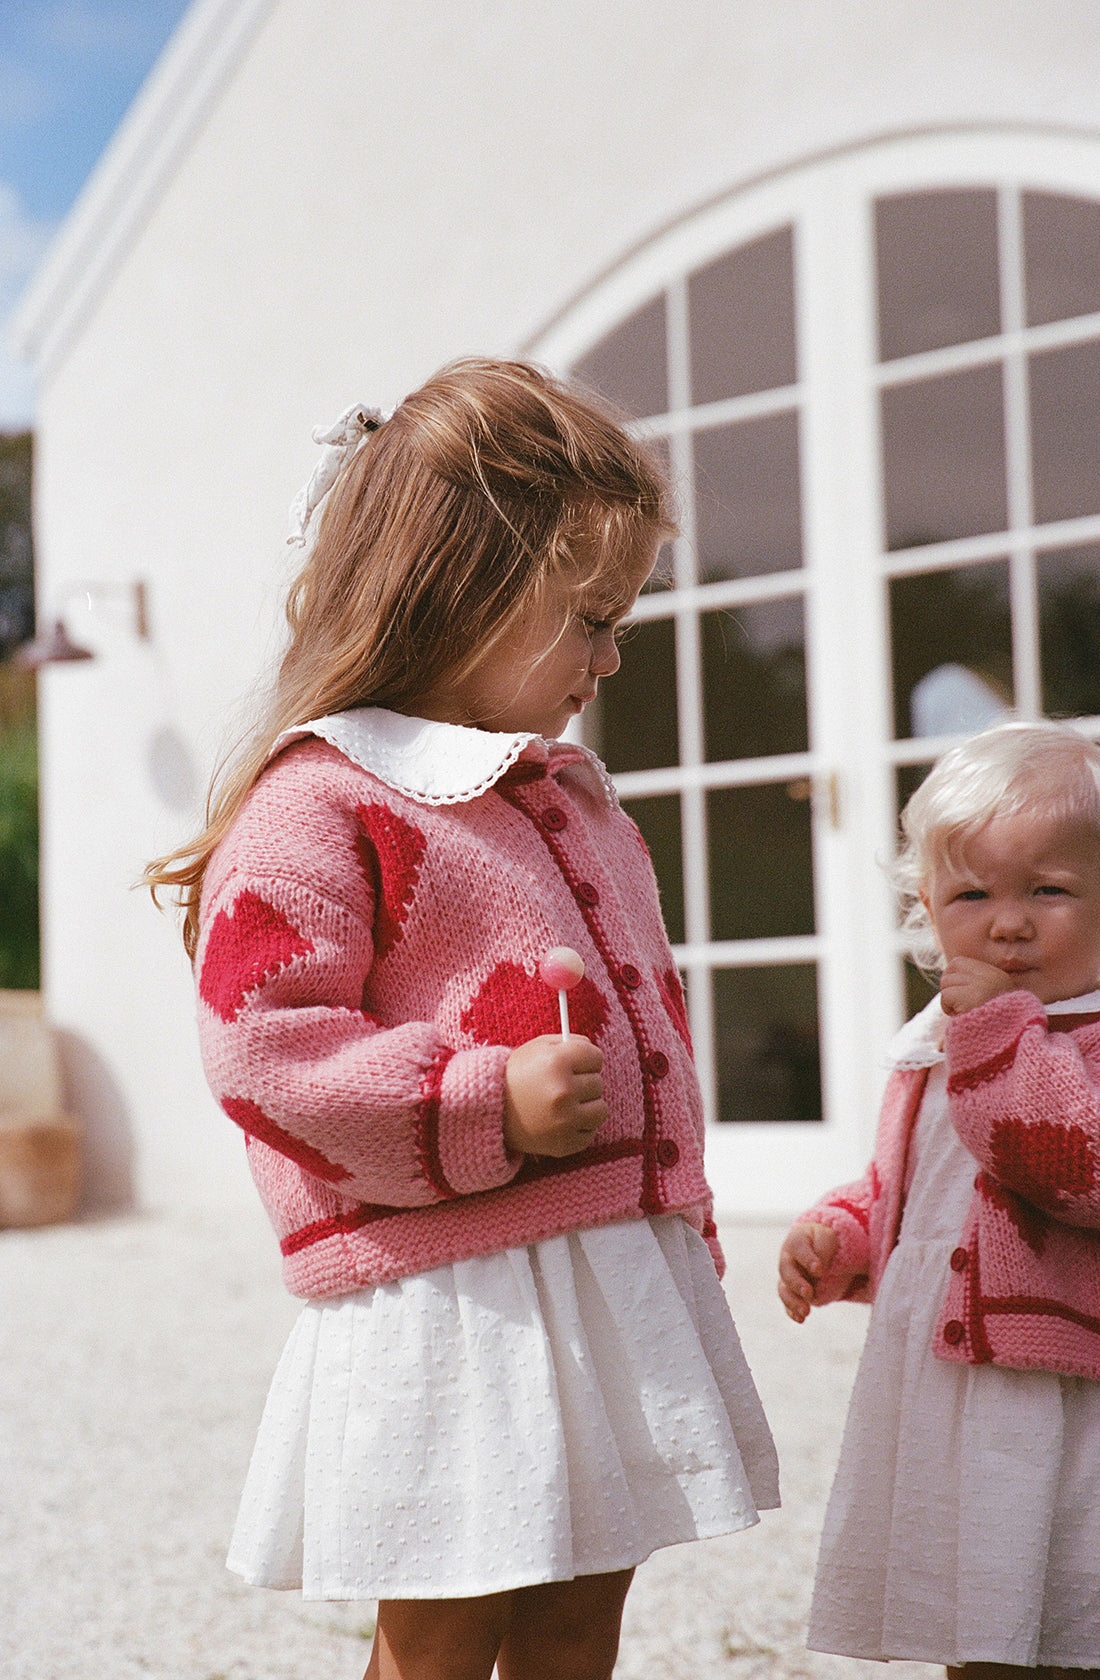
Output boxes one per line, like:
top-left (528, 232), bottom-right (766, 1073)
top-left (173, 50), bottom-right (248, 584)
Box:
top-left (800, 991), bottom-right (1100, 1380)
top-left (196, 711), bottom-right (718, 1298)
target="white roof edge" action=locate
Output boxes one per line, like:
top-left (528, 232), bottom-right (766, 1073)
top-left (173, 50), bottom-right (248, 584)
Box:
top-left (9, 0), bottom-right (280, 379)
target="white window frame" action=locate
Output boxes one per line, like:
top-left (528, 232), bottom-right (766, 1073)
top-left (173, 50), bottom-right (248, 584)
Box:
top-left (528, 128), bottom-right (1100, 1216)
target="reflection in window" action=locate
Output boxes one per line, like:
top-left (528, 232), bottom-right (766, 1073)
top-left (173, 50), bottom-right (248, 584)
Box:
top-left (571, 294), bottom-right (668, 420)
top-left (688, 227), bottom-right (798, 405)
top-left (1024, 192), bottom-right (1100, 328)
top-left (875, 188), bottom-right (1001, 362)
top-left (889, 561), bottom-right (1013, 739)
top-left (1029, 341), bottom-right (1100, 525)
top-left (880, 365), bottom-right (1007, 550)
top-left (1038, 544), bottom-right (1100, 718)
top-left (594, 616), bottom-right (678, 774)
top-left (702, 598), bottom-right (808, 762)
top-left (693, 412), bottom-right (802, 579)
top-left (707, 782), bottom-right (815, 941)
top-left (713, 964), bottom-right (821, 1122)
top-left (621, 794), bottom-right (685, 946)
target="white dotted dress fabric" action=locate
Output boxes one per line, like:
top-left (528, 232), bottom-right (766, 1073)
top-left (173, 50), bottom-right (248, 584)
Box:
top-left (228, 1215), bottom-right (779, 1600)
top-left (809, 1062), bottom-right (1100, 1667)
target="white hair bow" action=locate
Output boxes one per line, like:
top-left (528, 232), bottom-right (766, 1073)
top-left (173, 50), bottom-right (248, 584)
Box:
top-left (287, 402), bottom-right (387, 547)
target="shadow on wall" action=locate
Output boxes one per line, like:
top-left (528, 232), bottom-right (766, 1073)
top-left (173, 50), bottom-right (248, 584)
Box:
top-left (56, 1029), bottom-right (135, 1215)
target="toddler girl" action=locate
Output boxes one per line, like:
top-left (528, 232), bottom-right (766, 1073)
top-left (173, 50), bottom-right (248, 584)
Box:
top-left (150, 359), bottom-right (777, 1680)
top-left (779, 720), bottom-right (1100, 1677)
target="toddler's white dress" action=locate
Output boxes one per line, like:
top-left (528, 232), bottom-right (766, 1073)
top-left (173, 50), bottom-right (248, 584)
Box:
top-left (228, 1212), bottom-right (779, 1600)
top-left (808, 993), bottom-right (1100, 1668)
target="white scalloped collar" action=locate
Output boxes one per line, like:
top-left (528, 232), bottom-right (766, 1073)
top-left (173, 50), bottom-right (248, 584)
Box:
top-left (887, 986), bottom-right (1100, 1069)
top-left (270, 706), bottom-right (615, 806)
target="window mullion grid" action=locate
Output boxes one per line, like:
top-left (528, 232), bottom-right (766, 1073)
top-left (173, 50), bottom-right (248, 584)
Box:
top-left (999, 184), bottom-right (1042, 719)
top-left (665, 275), bottom-right (717, 1120)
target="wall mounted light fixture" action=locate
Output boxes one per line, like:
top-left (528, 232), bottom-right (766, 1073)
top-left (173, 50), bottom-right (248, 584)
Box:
top-left (17, 581), bottom-right (150, 669)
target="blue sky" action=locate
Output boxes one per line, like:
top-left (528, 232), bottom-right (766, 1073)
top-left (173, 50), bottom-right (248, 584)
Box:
top-left (0, 0), bottom-right (192, 429)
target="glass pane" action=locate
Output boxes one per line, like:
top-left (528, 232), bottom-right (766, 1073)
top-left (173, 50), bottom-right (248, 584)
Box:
top-left (1029, 340), bottom-right (1100, 525)
top-left (875, 189), bottom-right (1000, 362)
top-left (595, 616), bottom-right (678, 773)
top-left (707, 782), bottom-right (815, 941)
top-left (571, 294), bottom-right (668, 420)
top-left (896, 761), bottom-right (933, 819)
top-left (1024, 192), bottom-right (1100, 328)
top-left (702, 598), bottom-right (808, 762)
top-left (903, 959), bottom-right (938, 1022)
top-left (694, 412), bottom-right (802, 580)
top-left (713, 964), bottom-right (821, 1123)
top-left (881, 365), bottom-right (1007, 550)
top-left (621, 793), bottom-right (684, 945)
top-left (889, 561), bottom-right (1013, 739)
top-left (688, 227), bottom-right (797, 405)
top-left (1038, 543), bottom-right (1100, 718)
top-left (642, 436), bottom-right (675, 594)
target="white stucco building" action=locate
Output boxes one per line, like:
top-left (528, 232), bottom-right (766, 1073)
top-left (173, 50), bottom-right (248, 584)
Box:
top-left (14, 0), bottom-right (1100, 1217)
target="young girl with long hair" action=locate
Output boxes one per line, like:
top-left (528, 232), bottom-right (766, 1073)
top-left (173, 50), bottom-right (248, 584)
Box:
top-left (150, 358), bottom-right (778, 1680)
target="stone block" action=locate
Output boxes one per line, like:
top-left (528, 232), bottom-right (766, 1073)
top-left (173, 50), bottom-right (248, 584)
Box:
top-left (0, 991), bottom-right (81, 1227)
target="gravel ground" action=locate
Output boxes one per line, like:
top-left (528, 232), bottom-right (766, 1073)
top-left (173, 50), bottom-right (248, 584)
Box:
top-left (0, 1208), bottom-right (939, 1680)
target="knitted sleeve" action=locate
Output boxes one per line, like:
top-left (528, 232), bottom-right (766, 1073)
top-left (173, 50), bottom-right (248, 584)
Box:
top-left (796, 1166), bottom-right (876, 1305)
top-left (196, 764), bottom-right (520, 1209)
top-left (946, 990), bottom-right (1100, 1230)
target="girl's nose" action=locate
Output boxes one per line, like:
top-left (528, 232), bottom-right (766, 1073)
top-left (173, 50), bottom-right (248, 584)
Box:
top-left (990, 899), bottom-right (1033, 939)
top-left (589, 628), bottom-right (620, 678)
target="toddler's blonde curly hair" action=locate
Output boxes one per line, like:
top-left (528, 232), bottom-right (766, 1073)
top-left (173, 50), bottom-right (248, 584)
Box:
top-left (894, 720), bottom-right (1100, 974)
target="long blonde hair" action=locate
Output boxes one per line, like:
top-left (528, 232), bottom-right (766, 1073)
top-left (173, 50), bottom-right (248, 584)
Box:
top-left (146, 357), bottom-right (675, 958)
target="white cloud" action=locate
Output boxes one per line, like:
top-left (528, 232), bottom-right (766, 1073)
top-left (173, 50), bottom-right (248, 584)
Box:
top-left (0, 183), bottom-right (59, 430)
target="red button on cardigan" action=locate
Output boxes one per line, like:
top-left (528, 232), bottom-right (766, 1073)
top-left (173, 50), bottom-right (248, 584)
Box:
top-left (541, 806), bottom-right (567, 831)
top-left (950, 1247), bottom-right (968, 1272)
top-left (646, 1050), bottom-right (670, 1078)
top-left (656, 1138), bottom-right (680, 1167)
top-left (943, 1319), bottom-right (965, 1345)
top-left (620, 963), bottom-right (642, 989)
top-left (577, 882), bottom-right (599, 906)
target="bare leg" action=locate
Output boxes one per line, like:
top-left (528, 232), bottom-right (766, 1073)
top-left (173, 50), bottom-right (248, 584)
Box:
top-left (496, 1568), bottom-right (634, 1680)
top-left (362, 1593), bottom-right (512, 1680)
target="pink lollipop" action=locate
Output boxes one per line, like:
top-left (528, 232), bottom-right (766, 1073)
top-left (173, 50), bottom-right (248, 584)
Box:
top-left (539, 946), bottom-right (585, 1039)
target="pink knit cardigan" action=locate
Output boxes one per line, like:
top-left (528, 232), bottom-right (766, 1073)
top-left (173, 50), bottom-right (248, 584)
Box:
top-left (196, 712), bottom-right (718, 1298)
top-left (800, 990), bottom-right (1100, 1380)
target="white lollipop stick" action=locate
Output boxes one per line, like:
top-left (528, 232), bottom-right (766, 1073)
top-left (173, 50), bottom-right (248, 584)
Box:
top-left (538, 946), bottom-right (585, 1040)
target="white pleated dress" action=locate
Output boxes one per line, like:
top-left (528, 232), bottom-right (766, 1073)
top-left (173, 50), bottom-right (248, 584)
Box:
top-left (809, 994), bottom-right (1100, 1668)
top-left (228, 1213), bottom-right (779, 1601)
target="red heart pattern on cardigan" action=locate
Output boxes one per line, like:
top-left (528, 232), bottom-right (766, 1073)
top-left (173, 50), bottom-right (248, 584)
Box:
top-left (199, 889), bottom-right (315, 1023)
top-left (354, 802), bottom-right (427, 959)
top-left (990, 1115), bottom-right (1097, 1211)
top-left (461, 960), bottom-right (610, 1048)
top-left (223, 1095), bottom-right (351, 1183)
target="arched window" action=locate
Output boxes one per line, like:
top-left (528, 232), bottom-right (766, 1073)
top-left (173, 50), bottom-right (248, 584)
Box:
top-left (528, 131), bottom-right (1100, 1213)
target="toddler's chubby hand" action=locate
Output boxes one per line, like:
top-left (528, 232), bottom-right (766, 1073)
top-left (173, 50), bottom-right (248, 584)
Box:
top-left (778, 1221), bottom-right (839, 1323)
top-left (503, 1034), bottom-right (607, 1158)
top-left (939, 956), bottom-right (1023, 1017)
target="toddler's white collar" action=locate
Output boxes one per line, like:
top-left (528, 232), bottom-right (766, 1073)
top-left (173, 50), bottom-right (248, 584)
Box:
top-left (271, 706), bottom-right (615, 806)
top-left (887, 985), bottom-right (1100, 1070)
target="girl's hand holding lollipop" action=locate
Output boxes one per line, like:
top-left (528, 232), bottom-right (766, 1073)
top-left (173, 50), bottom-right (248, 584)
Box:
top-left (502, 948), bottom-right (605, 1157)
